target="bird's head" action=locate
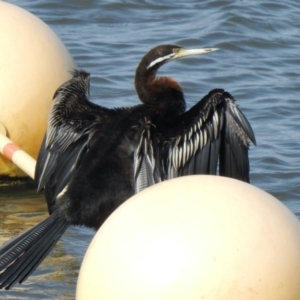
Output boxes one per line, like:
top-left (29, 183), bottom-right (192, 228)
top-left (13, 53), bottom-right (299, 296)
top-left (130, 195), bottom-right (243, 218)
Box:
top-left (139, 44), bottom-right (219, 72)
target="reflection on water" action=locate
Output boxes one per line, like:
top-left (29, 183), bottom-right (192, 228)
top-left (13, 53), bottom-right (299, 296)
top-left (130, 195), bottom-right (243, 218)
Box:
top-left (0, 183), bottom-right (47, 243)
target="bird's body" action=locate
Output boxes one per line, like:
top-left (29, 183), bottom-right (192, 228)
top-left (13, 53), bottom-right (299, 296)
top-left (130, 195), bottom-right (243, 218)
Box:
top-left (0, 44), bottom-right (255, 289)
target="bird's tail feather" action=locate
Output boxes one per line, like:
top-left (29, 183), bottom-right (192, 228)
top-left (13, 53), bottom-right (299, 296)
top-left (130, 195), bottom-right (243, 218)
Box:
top-left (0, 212), bottom-right (69, 290)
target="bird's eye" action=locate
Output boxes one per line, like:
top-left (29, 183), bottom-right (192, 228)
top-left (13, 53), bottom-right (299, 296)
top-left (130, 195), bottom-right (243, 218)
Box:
top-left (172, 48), bottom-right (181, 54)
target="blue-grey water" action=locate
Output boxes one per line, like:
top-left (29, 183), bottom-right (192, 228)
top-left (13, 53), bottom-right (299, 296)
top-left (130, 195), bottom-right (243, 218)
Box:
top-left (1, 0), bottom-right (300, 298)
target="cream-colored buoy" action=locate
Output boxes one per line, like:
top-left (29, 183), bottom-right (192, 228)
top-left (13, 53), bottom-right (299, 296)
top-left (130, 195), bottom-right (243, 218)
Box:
top-left (77, 175), bottom-right (300, 300)
top-left (0, 1), bottom-right (76, 178)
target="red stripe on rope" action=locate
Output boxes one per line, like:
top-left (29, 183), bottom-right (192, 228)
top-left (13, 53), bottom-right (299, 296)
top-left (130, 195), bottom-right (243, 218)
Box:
top-left (2, 143), bottom-right (21, 161)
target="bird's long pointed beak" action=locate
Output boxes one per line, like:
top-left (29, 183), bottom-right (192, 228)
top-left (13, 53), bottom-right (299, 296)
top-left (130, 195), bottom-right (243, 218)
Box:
top-left (174, 47), bottom-right (219, 59)
top-left (147, 46), bottom-right (219, 69)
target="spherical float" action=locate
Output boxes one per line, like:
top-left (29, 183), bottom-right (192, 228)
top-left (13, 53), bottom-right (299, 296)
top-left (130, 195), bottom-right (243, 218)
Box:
top-left (0, 1), bottom-right (76, 178)
top-left (77, 175), bottom-right (300, 300)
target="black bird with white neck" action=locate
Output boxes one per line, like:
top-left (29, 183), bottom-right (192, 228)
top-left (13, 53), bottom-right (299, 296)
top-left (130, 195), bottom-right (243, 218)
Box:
top-left (0, 44), bottom-right (256, 289)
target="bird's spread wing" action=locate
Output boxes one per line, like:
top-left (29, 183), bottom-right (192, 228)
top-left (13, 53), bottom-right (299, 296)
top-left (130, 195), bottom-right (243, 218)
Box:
top-left (35, 70), bottom-right (112, 202)
top-left (133, 89), bottom-right (256, 192)
top-left (219, 92), bottom-right (256, 182)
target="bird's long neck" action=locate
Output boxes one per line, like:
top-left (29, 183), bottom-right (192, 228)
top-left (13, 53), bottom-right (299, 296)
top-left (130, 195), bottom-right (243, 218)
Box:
top-left (135, 64), bottom-right (186, 116)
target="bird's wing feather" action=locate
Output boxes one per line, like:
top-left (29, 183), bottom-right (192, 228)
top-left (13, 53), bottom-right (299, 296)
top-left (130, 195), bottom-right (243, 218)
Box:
top-left (0, 212), bottom-right (69, 289)
top-left (162, 89), bottom-right (255, 182)
top-left (133, 118), bottom-right (161, 193)
top-left (218, 92), bottom-right (256, 182)
top-left (35, 70), bottom-right (112, 201)
top-left (133, 89), bottom-right (256, 191)
top-left (161, 89), bottom-right (256, 182)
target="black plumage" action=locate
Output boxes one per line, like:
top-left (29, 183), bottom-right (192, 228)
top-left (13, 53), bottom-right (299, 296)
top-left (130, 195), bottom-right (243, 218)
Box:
top-left (0, 44), bottom-right (256, 289)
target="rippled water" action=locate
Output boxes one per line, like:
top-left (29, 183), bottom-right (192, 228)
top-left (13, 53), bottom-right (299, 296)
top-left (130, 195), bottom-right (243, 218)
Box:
top-left (1, 0), bottom-right (300, 298)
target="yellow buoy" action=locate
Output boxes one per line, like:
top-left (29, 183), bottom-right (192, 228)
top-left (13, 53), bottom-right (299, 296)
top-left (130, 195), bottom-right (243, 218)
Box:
top-left (77, 175), bottom-right (300, 300)
top-left (0, 2), bottom-right (76, 178)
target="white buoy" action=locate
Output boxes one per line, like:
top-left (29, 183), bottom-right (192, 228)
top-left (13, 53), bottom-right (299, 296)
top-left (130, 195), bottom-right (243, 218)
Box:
top-left (77, 175), bottom-right (300, 300)
top-left (0, 1), bottom-right (76, 178)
